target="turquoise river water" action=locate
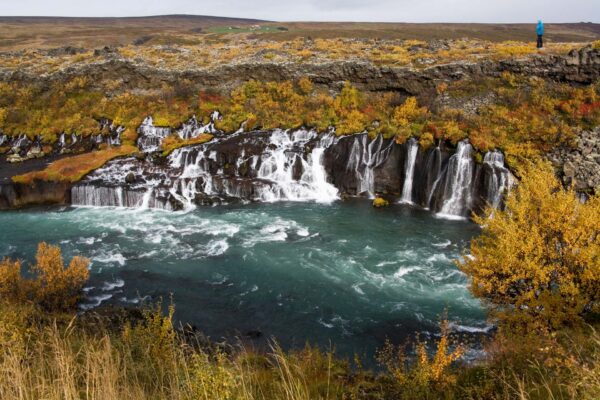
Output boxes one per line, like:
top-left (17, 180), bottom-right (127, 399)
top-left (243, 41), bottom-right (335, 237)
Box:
top-left (0, 200), bottom-right (486, 360)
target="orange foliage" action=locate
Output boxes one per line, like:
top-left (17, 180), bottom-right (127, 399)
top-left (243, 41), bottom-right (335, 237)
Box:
top-left (0, 243), bottom-right (89, 310)
top-left (12, 145), bottom-right (138, 184)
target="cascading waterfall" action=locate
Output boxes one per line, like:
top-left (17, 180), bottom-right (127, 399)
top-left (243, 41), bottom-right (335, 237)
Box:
top-left (68, 112), bottom-right (513, 217)
top-left (437, 141), bottom-right (474, 219)
top-left (177, 114), bottom-right (220, 140)
top-left (255, 129), bottom-right (338, 203)
top-left (425, 145), bottom-right (443, 208)
top-left (11, 135), bottom-right (31, 153)
top-left (137, 116), bottom-right (172, 152)
top-left (347, 134), bottom-right (394, 198)
top-left (399, 138), bottom-right (418, 204)
top-left (483, 150), bottom-right (512, 209)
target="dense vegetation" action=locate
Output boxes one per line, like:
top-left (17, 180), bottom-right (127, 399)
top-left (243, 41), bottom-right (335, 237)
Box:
top-left (1, 162), bottom-right (598, 399)
top-left (0, 38), bottom-right (582, 74)
top-left (2, 73), bottom-right (598, 163)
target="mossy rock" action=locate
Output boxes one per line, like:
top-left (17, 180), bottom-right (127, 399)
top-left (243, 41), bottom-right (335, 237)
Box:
top-left (373, 197), bottom-right (389, 208)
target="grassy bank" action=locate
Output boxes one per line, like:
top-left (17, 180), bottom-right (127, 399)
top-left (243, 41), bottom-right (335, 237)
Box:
top-left (11, 144), bottom-right (138, 184)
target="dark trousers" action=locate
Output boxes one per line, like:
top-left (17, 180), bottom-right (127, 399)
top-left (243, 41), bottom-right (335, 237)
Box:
top-left (537, 35), bottom-right (543, 48)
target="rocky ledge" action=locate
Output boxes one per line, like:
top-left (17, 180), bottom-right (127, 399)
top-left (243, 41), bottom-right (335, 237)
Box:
top-left (2, 46), bottom-right (599, 95)
top-left (549, 127), bottom-right (600, 195)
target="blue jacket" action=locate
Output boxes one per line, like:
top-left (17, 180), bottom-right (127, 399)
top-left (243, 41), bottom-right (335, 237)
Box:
top-left (537, 21), bottom-right (544, 36)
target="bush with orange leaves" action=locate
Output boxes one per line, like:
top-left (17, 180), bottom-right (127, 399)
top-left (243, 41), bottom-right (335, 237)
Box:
top-left (0, 242), bottom-right (89, 311)
top-left (460, 160), bottom-right (600, 333)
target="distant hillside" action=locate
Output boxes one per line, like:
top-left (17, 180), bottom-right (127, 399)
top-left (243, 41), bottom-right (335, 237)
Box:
top-left (0, 15), bottom-right (268, 50)
top-left (260, 22), bottom-right (600, 42)
top-left (0, 15), bottom-right (598, 50)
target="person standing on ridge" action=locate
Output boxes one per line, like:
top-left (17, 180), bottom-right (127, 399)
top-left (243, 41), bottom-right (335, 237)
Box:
top-left (536, 20), bottom-right (545, 49)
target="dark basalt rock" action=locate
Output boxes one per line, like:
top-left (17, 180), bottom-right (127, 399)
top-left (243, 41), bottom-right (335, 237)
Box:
top-left (0, 180), bottom-right (71, 209)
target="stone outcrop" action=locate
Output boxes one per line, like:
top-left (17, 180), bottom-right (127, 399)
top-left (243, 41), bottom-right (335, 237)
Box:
top-left (549, 127), bottom-right (600, 194)
top-left (0, 180), bottom-right (71, 209)
top-left (2, 47), bottom-right (599, 96)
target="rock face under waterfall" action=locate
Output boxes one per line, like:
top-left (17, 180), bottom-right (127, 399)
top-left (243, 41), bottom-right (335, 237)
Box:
top-left (70, 129), bottom-right (513, 218)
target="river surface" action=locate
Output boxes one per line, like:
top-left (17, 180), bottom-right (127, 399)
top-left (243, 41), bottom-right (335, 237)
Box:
top-left (0, 200), bottom-right (486, 360)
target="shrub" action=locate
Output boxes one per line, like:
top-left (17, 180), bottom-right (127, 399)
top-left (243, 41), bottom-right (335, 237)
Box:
top-left (373, 197), bottom-right (389, 208)
top-left (377, 320), bottom-right (464, 397)
top-left (0, 242), bottom-right (89, 311)
top-left (459, 160), bottom-right (600, 332)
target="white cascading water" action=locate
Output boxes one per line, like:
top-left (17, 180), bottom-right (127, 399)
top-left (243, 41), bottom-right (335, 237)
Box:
top-left (483, 150), bottom-right (512, 209)
top-left (137, 116), bottom-right (172, 152)
top-left (256, 129), bottom-right (338, 203)
top-left (70, 111), bottom-right (512, 216)
top-left (437, 141), bottom-right (474, 219)
top-left (399, 138), bottom-right (419, 204)
top-left (166, 128), bottom-right (339, 209)
top-left (11, 134), bottom-right (30, 152)
top-left (425, 146), bottom-right (443, 208)
top-left (347, 134), bottom-right (394, 198)
top-left (177, 113), bottom-right (220, 140)
top-left (71, 158), bottom-right (174, 210)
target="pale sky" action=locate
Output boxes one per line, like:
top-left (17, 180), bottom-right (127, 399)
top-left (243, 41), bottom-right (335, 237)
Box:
top-left (0, 0), bottom-right (598, 23)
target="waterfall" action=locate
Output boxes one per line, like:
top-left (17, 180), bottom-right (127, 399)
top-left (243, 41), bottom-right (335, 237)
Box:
top-left (399, 138), bottom-right (418, 204)
top-left (437, 141), bottom-right (474, 219)
top-left (137, 116), bottom-right (172, 152)
top-left (11, 135), bottom-right (31, 153)
top-left (68, 116), bottom-right (513, 216)
top-left (255, 129), bottom-right (338, 203)
top-left (347, 134), bottom-right (394, 198)
top-left (177, 116), bottom-right (218, 140)
top-left (72, 185), bottom-right (173, 210)
top-left (424, 146), bottom-right (443, 208)
top-left (72, 186), bottom-right (125, 207)
top-left (58, 133), bottom-right (66, 147)
top-left (0, 134), bottom-right (6, 146)
top-left (483, 150), bottom-right (512, 209)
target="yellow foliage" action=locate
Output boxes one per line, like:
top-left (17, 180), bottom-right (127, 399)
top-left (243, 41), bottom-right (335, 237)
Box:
top-left (377, 319), bottom-right (464, 391)
top-left (460, 160), bottom-right (600, 331)
top-left (0, 243), bottom-right (89, 311)
top-left (161, 133), bottom-right (213, 156)
top-left (13, 145), bottom-right (138, 184)
top-left (373, 197), bottom-right (389, 208)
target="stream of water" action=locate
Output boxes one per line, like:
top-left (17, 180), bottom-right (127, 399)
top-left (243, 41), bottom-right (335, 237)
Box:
top-left (0, 200), bottom-right (486, 361)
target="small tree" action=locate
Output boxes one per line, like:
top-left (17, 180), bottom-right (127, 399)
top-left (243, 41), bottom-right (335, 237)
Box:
top-left (0, 242), bottom-right (89, 311)
top-left (460, 160), bottom-right (600, 331)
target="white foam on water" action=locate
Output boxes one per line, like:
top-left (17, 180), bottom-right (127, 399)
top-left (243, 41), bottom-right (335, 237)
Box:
top-left (297, 228), bottom-right (309, 237)
top-left (426, 253), bottom-right (451, 264)
top-left (102, 279), bottom-right (125, 291)
top-left (204, 239), bottom-right (229, 257)
top-left (77, 237), bottom-right (101, 245)
top-left (352, 283), bottom-right (366, 295)
top-left (434, 213), bottom-right (469, 221)
top-left (448, 322), bottom-right (493, 334)
top-left (376, 260), bottom-right (398, 267)
top-left (432, 240), bottom-right (452, 248)
top-left (80, 294), bottom-right (113, 310)
top-left (393, 266), bottom-right (421, 279)
top-left (93, 252), bottom-right (126, 266)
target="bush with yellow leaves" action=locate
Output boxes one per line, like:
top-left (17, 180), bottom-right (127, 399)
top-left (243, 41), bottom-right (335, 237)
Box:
top-left (377, 319), bottom-right (464, 398)
top-left (460, 160), bottom-right (600, 332)
top-left (0, 242), bottom-right (89, 311)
